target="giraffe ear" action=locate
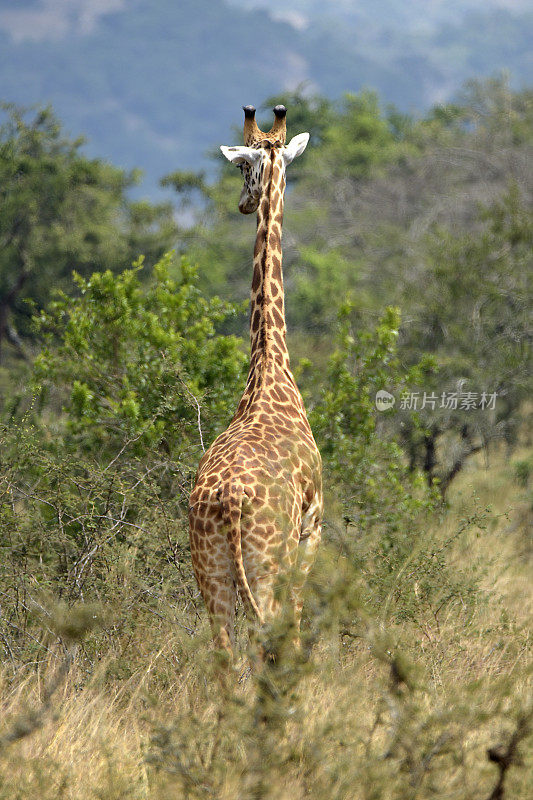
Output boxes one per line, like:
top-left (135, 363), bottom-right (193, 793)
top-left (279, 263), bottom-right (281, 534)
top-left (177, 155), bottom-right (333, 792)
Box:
top-left (283, 133), bottom-right (310, 166)
top-left (220, 145), bottom-right (261, 166)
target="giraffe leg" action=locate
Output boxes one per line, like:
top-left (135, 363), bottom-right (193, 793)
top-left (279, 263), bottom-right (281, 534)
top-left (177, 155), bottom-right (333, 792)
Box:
top-left (247, 561), bottom-right (304, 663)
top-left (210, 604), bottom-right (236, 660)
top-left (243, 571), bottom-right (274, 660)
top-left (291, 511), bottom-right (322, 645)
top-left (203, 582), bottom-right (238, 692)
top-left (194, 569), bottom-right (237, 661)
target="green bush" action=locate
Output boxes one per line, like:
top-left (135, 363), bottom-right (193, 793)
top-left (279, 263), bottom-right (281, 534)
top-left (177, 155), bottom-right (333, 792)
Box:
top-left (33, 251), bottom-right (247, 456)
top-left (1, 253), bottom-right (247, 669)
top-left (513, 456), bottom-right (533, 488)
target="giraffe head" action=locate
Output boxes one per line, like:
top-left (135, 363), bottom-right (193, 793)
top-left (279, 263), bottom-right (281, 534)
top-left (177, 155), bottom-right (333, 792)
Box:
top-left (220, 105), bottom-right (309, 214)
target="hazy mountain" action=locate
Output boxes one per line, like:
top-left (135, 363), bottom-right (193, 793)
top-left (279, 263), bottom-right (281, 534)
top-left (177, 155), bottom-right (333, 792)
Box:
top-left (0, 0), bottom-right (530, 198)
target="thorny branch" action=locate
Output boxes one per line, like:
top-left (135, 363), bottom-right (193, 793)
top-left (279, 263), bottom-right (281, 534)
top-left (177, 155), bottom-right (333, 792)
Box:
top-left (485, 710), bottom-right (532, 800)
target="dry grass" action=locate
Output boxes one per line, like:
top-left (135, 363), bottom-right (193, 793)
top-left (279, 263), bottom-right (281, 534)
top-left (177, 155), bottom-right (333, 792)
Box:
top-left (0, 443), bottom-right (531, 799)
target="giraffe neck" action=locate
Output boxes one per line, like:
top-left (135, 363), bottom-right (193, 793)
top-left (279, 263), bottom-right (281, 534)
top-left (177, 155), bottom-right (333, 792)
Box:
top-left (249, 150), bottom-right (289, 374)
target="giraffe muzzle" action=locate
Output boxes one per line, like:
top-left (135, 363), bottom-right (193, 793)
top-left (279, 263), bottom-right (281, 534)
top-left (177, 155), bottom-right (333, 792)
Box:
top-left (238, 185), bottom-right (260, 215)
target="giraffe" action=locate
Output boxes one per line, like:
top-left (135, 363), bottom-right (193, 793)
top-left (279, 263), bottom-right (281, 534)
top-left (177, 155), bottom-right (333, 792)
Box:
top-left (188, 105), bottom-right (322, 660)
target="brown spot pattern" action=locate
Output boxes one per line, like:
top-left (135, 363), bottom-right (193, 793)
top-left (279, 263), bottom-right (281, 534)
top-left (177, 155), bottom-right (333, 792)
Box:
top-left (189, 141), bottom-right (323, 660)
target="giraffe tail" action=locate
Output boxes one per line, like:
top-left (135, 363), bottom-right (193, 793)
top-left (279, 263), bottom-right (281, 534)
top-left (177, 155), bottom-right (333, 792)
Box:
top-left (222, 481), bottom-right (263, 624)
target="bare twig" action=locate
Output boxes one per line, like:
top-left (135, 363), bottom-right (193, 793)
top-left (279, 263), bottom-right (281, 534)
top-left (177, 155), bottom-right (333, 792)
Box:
top-left (177, 375), bottom-right (205, 452)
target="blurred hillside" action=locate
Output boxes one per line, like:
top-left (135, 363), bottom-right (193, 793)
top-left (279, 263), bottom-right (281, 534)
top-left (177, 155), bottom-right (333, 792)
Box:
top-left (0, 0), bottom-right (531, 196)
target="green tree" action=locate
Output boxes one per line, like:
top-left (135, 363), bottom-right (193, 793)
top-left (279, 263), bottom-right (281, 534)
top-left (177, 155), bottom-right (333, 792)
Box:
top-left (304, 303), bottom-right (459, 623)
top-left (399, 185), bottom-right (532, 492)
top-left (318, 90), bottom-right (412, 179)
top-left (0, 103), bottom-right (178, 360)
top-left (308, 303), bottom-right (435, 523)
top-left (0, 251), bottom-right (247, 665)
top-left (33, 252), bottom-right (248, 458)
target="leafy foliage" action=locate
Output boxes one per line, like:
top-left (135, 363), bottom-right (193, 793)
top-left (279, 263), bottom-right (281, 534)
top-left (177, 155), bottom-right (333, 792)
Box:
top-left (33, 252), bottom-right (247, 456)
top-left (0, 103), bottom-right (178, 357)
top-left (0, 252), bottom-right (248, 677)
top-left (304, 304), bottom-right (481, 626)
top-left (397, 184), bottom-right (532, 485)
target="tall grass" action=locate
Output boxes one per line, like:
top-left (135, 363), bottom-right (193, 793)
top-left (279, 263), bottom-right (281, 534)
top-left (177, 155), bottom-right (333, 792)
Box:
top-left (0, 442), bottom-right (531, 799)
